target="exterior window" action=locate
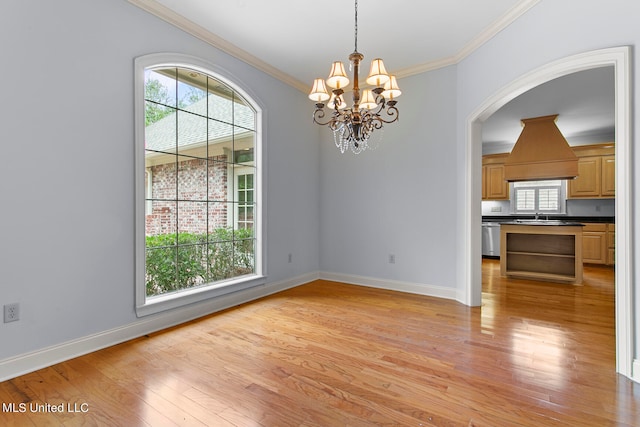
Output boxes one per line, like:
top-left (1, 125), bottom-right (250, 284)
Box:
top-left (236, 171), bottom-right (254, 229)
top-left (135, 55), bottom-right (263, 316)
top-left (234, 149), bottom-right (254, 230)
top-left (511, 180), bottom-right (565, 214)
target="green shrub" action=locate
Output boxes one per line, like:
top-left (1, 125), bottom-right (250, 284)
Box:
top-left (145, 229), bottom-right (254, 297)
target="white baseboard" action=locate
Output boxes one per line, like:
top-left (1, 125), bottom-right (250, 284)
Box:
top-left (633, 359), bottom-right (640, 383)
top-left (319, 271), bottom-right (457, 300)
top-left (0, 272), bottom-right (319, 382)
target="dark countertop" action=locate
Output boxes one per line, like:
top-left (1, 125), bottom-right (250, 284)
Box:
top-left (500, 220), bottom-right (584, 226)
top-left (482, 215), bottom-right (614, 224)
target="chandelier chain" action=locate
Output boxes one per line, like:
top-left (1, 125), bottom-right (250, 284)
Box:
top-left (354, 0), bottom-right (358, 53)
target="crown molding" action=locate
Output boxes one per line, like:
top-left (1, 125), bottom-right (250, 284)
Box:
top-left (129, 0), bottom-right (540, 90)
top-left (397, 0), bottom-right (540, 79)
top-left (455, 0), bottom-right (540, 63)
top-left (394, 56), bottom-right (459, 79)
top-left (127, 0), bottom-right (309, 92)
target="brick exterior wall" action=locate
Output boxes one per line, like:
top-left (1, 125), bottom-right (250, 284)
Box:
top-left (145, 155), bottom-right (229, 235)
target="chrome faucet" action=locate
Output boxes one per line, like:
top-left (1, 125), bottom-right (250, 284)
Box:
top-left (535, 212), bottom-right (540, 220)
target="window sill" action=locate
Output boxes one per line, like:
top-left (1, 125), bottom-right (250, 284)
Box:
top-left (136, 275), bottom-right (266, 318)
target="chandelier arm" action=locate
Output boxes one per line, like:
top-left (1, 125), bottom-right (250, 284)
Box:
top-left (313, 108), bottom-right (342, 127)
top-left (365, 115), bottom-right (384, 131)
top-left (374, 106), bottom-right (399, 124)
top-left (369, 99), bottom-right (386, 116)
top-left (329, 119), bottom-right (346, 132)
top-left (330, 110), bottom-right (350, 129)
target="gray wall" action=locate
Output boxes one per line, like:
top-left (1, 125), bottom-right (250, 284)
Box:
top-left (0, 0), bottom-right (320, 361)
top-left (319, 66), bottom-right (458, 289)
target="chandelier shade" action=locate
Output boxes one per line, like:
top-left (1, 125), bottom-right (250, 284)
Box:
top-left (308, 78), bottom-right (330, 102)
top-left (382, 75), bottom-right (402, 100)
top-left (327, 61), bottom-right (350, 89)
top-left (366, 58), bottom-right (390, 87)
top-left (360, 89), bottom-right (377, 110)
top-left (309, 0), bottom-right (401, 154)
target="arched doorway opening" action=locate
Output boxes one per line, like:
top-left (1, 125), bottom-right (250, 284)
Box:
top-left (463, 47), bottom-right (633, 378)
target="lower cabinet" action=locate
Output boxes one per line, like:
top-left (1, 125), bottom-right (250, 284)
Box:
top-left (607, 224), bottom-right (615, 265)
top-left (500, 224), bottom-right (583, 284)
top-left (582, 223), bottom-right (615, 265)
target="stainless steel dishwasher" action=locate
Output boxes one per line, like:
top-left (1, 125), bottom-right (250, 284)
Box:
top-left (482, 222), bottom-right (501, 257)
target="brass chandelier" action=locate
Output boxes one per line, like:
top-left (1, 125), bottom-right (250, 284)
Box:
top-left (308, 0), bottom-right (401, 154)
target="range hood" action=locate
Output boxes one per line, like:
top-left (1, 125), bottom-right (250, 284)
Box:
top-left (503, 115), bottom-right (578, 182)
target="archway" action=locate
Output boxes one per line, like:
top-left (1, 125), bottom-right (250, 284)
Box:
top-left (462, 47), bottom-right (633, 378)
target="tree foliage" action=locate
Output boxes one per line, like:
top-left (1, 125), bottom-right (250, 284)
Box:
top-left (145, 78), bottom-right (174, 126)
top-left (145, 78), bottom-right (206, 126)
top-left (145, 229), bottom-right (254, 297)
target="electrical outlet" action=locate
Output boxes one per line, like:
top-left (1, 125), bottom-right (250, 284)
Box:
top-left (288, 253), bottom-right (292, 263)
top-left (388, 254), bottom-right (396, 264)
top-left (4, 303), bottom-right (20, 323)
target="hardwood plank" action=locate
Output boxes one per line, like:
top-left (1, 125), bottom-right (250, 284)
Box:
top-left (1, 260), bottom-right (638, 426)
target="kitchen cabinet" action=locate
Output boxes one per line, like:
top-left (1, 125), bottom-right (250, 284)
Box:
top-left (568, 156), bottom-right (601, 198)
top-left (482, 166), bottom-right (487, 199)
top-left (568, 144), bottom-right (615, 199)
top-left (582, 223), bottom-right (607, 264)
top-left (607, 223), bottom-right (615, 265)
top-left (601, 155), bottom-right (615, 196)
top-left (580, 222), bottom-right (615, 266)
top-left (482, 143), bottom-right (613, 200)
top-left (500, 223), bottom-right (583, 284)
top-left (485, 164), bottom-right (509, 199)
top-left (482, 154), bottom-right (509, 200)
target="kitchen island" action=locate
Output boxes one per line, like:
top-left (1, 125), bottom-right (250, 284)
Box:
top-left (500, 221), bottom-right (584, 284)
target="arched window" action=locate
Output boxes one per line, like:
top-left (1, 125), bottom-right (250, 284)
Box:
top-left (135, 54), bottom-right (263, 316)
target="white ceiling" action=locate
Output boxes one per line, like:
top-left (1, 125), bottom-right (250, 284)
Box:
top-left (131, 0), bottom-right (537, 89)
top-left (130, 0), bottom-right (615, 149)
top-left (482, 66), bottom-right (616, 153)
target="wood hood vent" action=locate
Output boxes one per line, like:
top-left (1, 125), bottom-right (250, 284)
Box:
top-left (504, 114), bottom-right (578, 182)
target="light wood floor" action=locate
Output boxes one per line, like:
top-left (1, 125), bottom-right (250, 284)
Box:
top-left (1, 260), bottom-right (638, 426)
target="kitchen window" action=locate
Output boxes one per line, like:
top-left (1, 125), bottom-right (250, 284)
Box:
top-left (511, 180), bottom-right (565, 214)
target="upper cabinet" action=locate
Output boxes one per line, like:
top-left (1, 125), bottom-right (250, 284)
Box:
top-left (568, 144), bottom-right (615, 199)
top-left (482, 143), bottom-right (614, 201)
top-left (482, 154), bottom-right (509, 200)
top-left (569, 156), bottom-right (601, 197)
top-left (601, 155), bottom-right (616, 196)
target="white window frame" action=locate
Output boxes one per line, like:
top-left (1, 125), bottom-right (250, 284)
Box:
top-left (144, 167), bottom-right (153, 214)
top-left (134, 53), bottom-right (265, 317)
top-left (234, 166), bottom-right (254, 230)
top-left (510, 180), bottom-right (567, 215)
